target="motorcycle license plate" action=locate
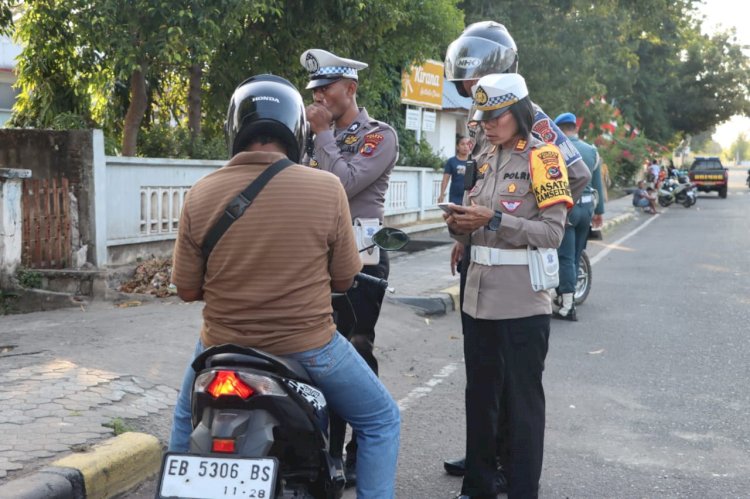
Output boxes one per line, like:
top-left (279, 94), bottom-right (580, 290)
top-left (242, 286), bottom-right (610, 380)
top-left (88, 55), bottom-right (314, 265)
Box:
top-left (158, 453), bottom-right (277, 499)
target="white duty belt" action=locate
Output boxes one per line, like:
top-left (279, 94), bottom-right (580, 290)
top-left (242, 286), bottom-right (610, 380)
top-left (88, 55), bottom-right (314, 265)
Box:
top-left (471, 246), bottom-right (528, 266)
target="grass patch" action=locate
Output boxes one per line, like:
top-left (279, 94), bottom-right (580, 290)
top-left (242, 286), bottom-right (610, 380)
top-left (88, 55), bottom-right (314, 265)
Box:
top-left (102, 417), bottom-right (135, 436)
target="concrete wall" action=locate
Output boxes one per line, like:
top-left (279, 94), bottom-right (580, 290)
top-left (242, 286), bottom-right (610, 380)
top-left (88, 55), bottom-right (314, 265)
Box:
top-left (0, 129), bottom-right (101, 265)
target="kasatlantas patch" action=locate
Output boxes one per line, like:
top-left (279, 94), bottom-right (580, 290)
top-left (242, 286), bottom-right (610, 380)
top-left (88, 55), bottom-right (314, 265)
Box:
top-left (530, 144), bottom-right (573, 209)
top-left (501, 200), bottom-right (522, 212)
top-left (532, 119), bottom-right (558, 144)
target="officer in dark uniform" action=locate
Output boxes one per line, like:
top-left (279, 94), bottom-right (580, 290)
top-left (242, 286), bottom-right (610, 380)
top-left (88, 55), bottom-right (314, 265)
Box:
top-left (300, 48), bottom-right (399, 486)
top-left (552, 112), bottom-right (606, 321)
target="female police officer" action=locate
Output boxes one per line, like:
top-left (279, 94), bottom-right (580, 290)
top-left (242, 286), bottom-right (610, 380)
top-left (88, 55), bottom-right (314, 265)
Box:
top-left (444, 73), bottom-right (572, 499)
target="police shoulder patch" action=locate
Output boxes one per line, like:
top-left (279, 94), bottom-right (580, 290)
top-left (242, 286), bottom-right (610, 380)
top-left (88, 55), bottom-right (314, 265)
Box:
top-left (529, 144), bottom-right (573, 209)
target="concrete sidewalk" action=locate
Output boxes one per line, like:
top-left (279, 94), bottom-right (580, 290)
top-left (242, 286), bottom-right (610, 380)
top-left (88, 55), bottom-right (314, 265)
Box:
top-left (0, 194), bottom-right (639, 498)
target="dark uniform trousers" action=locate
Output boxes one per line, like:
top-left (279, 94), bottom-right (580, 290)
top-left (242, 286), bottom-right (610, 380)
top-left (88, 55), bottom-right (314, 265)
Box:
top-left (459, 249), bottom-right (510, 467)
top-left (329, 250), bottom-right (390, 460)
top-left (461, 313), bottom-right (550, 499)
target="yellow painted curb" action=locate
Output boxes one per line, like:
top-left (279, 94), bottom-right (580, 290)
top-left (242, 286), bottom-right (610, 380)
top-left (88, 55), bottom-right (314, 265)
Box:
top-left (54, 432), bottom-right (161, 499)
top-left (440, 284), bottom-right (460, 311)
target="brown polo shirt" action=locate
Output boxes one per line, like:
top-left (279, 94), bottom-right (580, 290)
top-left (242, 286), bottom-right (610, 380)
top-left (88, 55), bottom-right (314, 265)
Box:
top-left (172, 151), bottom-right (362, 355)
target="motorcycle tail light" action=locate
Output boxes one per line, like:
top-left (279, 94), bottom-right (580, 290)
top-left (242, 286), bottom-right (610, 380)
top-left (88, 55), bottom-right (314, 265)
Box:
top-left (212, 438), bottom-right (236, 453)
top-left (203, 370), bottom-right (254, 399)
top-left (194, 370), bottom-right (288, 399)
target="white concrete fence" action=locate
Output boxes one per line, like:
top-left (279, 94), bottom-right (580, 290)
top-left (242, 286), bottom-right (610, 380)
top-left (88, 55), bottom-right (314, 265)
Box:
top-left (91, 131), bottom-right (446, 266)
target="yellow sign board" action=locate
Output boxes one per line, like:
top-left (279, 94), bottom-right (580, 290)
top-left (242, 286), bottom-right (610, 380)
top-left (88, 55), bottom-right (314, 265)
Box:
top-left (401, 60), bottom-right (444, 110)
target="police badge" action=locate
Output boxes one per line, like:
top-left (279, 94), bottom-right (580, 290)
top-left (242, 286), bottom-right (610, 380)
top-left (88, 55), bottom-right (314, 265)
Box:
top-left (474, 86), bottom-right (489, 106)
top-left (304, 53), bottom-right (319, 73)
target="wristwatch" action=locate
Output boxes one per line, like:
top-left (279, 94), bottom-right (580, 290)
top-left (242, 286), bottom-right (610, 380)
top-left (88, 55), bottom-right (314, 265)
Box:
top-left (487, 209), bottom-right (503, 231)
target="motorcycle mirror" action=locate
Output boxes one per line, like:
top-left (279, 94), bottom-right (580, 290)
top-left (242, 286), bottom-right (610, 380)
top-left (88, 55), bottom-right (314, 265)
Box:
top-left (371, 227), bottom-right (409, 251)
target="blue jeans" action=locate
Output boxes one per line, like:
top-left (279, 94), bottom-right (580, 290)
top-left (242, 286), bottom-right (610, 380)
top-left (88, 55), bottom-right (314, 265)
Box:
top-left (557, 201), bottom-right (594, 293)
top-left (169, 332), bottom-right (400, 499)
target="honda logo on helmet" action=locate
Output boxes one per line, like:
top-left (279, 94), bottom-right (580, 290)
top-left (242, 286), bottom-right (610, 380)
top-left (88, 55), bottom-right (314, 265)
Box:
top-left (456, 57), bottom-right (481, 69)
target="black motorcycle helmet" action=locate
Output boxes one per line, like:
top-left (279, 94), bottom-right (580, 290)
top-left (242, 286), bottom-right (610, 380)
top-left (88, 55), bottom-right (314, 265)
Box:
top-left (444, 21), bottom-right (519, 97)
top-left (225, 74), bottom-right (308, 161)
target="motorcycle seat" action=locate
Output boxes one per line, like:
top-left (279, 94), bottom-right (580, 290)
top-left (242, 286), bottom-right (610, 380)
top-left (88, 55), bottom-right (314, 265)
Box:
top-left (197, 346), bottom-right (313, 384)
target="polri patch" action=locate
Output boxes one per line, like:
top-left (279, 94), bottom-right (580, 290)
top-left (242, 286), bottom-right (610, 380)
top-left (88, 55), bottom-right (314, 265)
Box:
top-left (531, 118), bottom-right (558, 144)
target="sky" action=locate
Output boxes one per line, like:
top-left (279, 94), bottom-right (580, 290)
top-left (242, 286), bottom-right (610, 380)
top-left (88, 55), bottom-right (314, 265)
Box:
top-left (697, 0), bottom-right (750, 148)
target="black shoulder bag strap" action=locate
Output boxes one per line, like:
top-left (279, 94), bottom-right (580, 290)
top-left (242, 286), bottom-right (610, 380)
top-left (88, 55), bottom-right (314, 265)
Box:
top-left (201, 158), bottom-right (294, 259)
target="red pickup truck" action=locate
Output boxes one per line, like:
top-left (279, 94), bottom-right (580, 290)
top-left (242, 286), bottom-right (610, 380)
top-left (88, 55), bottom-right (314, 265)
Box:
top-left (688, 156), bottom-right (728, 198)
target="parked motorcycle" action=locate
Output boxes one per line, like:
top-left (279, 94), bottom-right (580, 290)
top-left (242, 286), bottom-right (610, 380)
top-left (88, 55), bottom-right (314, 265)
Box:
top-left (156, 228), bottom-right (409, 499)
top-left (658, 176), bottom-right (696, 208)
top-left (746, 169), bottom-right (750, 189)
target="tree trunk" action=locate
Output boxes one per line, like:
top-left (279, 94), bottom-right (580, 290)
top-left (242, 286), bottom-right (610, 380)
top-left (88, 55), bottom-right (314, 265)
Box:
top-left (122, 66), bottom-right (149, 156)
top-left (187, 63), bottom-right (202, 144)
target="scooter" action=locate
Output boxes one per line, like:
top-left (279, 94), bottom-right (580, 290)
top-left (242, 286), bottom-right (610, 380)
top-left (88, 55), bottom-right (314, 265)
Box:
top-left (156, 228), bottom-right (408, 499)
top-left (658, 177), bottom-right (696, 208)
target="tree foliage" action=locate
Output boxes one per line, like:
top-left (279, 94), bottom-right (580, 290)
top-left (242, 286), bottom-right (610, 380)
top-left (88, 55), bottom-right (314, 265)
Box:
top-left (7, 0), bottom-right (749, 163)
top-left (461, 0), bottom-right (750, 146)
top-left (10, 0), bottom-right (463, 159)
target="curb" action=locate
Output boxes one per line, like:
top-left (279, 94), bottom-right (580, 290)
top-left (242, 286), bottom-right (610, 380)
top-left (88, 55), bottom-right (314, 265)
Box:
top-left (387, 293), bottom-right (454, 316)
top-left (0, 433), bottom-right (161, 499)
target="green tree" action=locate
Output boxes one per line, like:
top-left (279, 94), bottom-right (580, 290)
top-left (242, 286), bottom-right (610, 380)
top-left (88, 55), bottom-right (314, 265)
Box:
top-left (11, 0), bottom-right (463, 161)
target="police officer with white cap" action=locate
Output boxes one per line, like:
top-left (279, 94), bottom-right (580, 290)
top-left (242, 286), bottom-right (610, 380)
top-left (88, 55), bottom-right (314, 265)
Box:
top-left (444, 73), bottom-right (570, 499)
top-left (300, 48), bottom-right (399, 486)
top-left (441, 20), bottom-right (592, 485)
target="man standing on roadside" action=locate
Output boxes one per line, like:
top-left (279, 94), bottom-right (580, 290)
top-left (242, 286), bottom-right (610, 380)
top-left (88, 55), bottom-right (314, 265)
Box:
top-left (300, 48), bottom-right (399, 486)
top-left (553, 112), bottom-right (605, 321)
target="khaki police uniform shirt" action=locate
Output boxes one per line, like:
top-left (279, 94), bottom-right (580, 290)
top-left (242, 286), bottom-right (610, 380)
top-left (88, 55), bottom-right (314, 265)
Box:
top-left (469, 102), bottom-right (591, 201)
top-left (172, 151), bottom-right (362, 356)
top-left (304, 108), bottom-right (398, 221)
top-left (453, 136), bottom-right (569, 320)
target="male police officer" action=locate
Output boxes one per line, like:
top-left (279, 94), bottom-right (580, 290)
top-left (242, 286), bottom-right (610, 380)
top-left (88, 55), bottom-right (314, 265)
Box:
top-left (553, 112), bottom-right (605, 321)
top-left (441, 21), bottom-right (592, 486)
top-left (300, 48), bottom-right (399, 485)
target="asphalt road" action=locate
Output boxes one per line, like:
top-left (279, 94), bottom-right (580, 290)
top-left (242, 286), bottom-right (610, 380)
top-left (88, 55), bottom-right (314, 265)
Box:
top-left (130, 168), bottom-right (750, 498)
top-left (9, 169), bottom-right (750, 498)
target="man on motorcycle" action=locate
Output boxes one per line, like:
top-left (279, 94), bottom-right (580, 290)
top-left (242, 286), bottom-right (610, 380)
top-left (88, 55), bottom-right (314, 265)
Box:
top-left (168, 74), bottom-right (400, 499)
top-left (552, 112), bottom-right (606, 321)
